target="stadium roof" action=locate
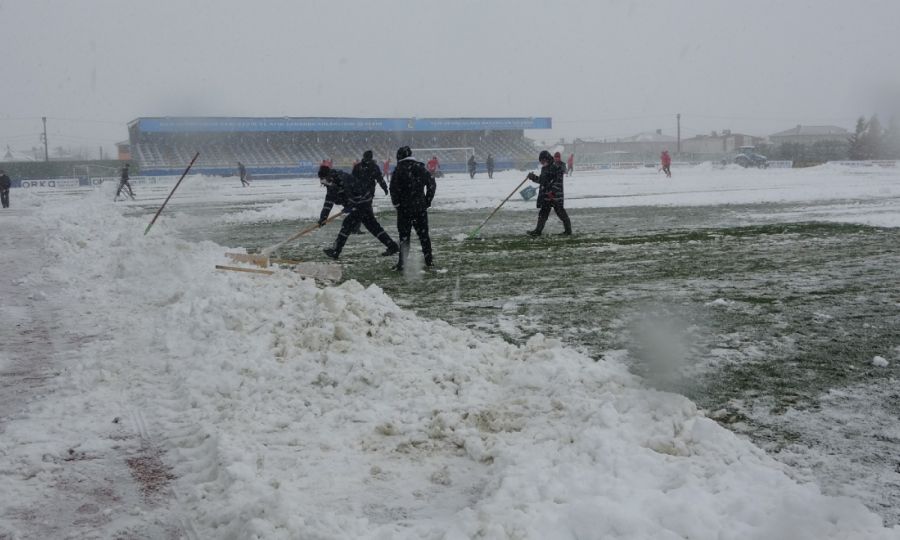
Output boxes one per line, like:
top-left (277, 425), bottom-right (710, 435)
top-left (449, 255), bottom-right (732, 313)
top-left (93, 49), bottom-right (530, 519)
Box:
top-left (130, 117), bottom-right (552, 133)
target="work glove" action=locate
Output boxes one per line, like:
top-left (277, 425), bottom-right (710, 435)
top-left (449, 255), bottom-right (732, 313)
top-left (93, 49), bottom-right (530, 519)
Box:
top-left (527, 172), bottom-right (538, 181)
top-left (318, 218), bottom-right (327, 227)
top-left (383, 188), bottom-right (389, 196)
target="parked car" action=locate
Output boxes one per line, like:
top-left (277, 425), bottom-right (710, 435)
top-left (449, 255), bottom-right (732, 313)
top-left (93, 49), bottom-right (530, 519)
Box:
top-left (734, 146), bottom-right (768, 168)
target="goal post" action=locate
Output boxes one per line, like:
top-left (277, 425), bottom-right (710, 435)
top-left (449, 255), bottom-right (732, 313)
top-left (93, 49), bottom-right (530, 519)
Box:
top-left (73, 163), bottom-right (122, 188)
top-left (410, 147), bottom-right (475, 174)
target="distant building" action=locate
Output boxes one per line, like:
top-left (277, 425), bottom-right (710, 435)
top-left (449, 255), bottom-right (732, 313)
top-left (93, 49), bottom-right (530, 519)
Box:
top-left (680, 130), bottom-right (765, 156)
top-left (116, 141), bottom-right (131, 161)
top-left (566, 129), bottom-right (676, 163)
top-left (769, 125), bottom-right (850, 145)
top-left (2, 145), bottom-right (38, 162)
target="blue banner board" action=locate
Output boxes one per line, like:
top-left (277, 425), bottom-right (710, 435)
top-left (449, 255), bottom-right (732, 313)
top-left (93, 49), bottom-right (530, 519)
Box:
top-left (136, 117), bottom-right (551, 133)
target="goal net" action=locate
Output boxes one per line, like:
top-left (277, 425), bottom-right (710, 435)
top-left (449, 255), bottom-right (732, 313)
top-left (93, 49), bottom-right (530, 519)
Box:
top-left (73, 164), bottom-right (122, 187)
top-left (410, 147), bottom-right (475, 174)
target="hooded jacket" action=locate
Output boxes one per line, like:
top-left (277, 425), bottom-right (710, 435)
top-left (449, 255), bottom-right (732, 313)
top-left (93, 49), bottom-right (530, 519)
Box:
top-left (352, 155), bottom-right (388, 198)
top-left (390, 157), bottom-right (436, 213)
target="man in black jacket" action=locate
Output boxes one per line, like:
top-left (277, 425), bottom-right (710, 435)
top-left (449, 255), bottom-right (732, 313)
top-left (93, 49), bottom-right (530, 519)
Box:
top-left (348, 150), bottom-right (388, 234)
top-left (467, 155), bottom-right (477, 179)
top-left (352, 150), bottom-right (389, 198)
top-left (319, 164), bottom-right (399, 260)
top-left (115, 163), bottom-right (135, 200)
top-left (390, 146), bottom-right (437, 271)
top-left (0, 169), bottom-right (11, 208)
top-left (527, 150), bottom-right (572, 236)
top-left (486, 154), bottom-right (495, 179)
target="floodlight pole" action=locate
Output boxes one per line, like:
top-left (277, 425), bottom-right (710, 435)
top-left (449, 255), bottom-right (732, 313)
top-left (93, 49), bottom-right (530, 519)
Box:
top-left (42, 116), bottom-right (49, 162)
top-left (676, 113), bottom-right (681, 154)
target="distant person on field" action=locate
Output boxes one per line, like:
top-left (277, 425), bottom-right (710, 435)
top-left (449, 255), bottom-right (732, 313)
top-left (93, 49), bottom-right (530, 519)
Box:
top-left (526, 150), bottom-right (571, 236)
top-left (467, 155), bottom-right (477, 179)
top-left (115, 163), bottom-right (135, 200)
top-left (237, 161), bottom-right (250, 187)
top-left (486, 153), bottom-right (495, 179)
top-left (383, 158), bottom-right (391, 181)
top-left (0, 169), bottom-right (11, 208)
top-left (554, 151), bottom-right (567, 176)
top-left (426, 155), bottom-right (443, 178)
top-left (390, 146), bottom-right (436, 271)
top-left (567, 153), bottom-right (574, 175)
top-left (660, 150), bottom-right (672, 178)
top-left (319, 164), bottom-right (399, 261)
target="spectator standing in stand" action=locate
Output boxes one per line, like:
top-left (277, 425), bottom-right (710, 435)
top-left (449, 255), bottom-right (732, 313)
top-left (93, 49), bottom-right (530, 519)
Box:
top-left (0, 169), bottom-right (11, 208)
top-left (486, 154), bottom-right (495, 179)
top-left (660, 150), bottom-right (672, 178)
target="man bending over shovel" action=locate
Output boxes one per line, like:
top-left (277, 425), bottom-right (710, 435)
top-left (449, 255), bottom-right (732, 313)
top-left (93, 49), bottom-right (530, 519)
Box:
top-left (318, 164), bottom-right (399, 261)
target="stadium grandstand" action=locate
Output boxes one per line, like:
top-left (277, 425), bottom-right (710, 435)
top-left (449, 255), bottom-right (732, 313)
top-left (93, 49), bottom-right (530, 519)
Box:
top-left (128, 117), bottom-right (551, 177)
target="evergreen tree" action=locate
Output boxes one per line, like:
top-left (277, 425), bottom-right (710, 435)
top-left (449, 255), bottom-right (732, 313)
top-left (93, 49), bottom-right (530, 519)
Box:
top-left (862, 114), bottom-right (883, 159)
top-left (883, 116), bottom-right (900, 159)
top-left (848, 116), bottom-right (866, 160)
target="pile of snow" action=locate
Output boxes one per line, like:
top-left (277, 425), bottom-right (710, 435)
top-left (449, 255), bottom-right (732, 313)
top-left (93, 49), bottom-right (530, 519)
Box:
top-left (224, 198), bottom-right (323, 224)
top-left (872, 356), bottom-right (889, 367)
top-left (4, 188), bottom-right (898, 538)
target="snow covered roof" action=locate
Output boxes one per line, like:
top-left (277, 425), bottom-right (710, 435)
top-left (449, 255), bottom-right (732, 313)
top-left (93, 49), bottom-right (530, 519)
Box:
top-left (1, 150), bottom-right (38, 162)
top-left (770, 125), bottom-right (849, 137)
top-left (622, 131), bottom-right (677, 143)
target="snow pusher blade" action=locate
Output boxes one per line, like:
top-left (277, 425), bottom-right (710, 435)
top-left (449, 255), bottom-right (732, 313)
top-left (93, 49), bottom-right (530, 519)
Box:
top-left (224, 253), bottom-right (271, 267)
top-left (215, 265), bottom-right (275, 275)
top-left (291, 262), bottom-right (342, 282)
top-left (224, 212), bottom-right (344, 267)
top-left (224, 253), bottom-right (303, 268)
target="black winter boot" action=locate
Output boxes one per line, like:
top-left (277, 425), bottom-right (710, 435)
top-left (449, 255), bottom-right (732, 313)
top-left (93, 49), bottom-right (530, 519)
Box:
top-left (323, 248), bottom-right (339, 260)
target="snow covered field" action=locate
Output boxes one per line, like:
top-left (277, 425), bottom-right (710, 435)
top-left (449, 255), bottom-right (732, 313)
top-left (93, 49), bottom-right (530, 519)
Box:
top-left (2, 163), bottom-right (900, 538)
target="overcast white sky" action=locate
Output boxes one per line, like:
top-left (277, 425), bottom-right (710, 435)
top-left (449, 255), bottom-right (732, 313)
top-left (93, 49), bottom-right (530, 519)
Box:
top-left (2, 0), bottom-right (900, 155)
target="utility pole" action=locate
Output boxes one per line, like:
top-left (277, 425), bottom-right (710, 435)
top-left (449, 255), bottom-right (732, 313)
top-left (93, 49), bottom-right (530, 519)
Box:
top-left (676, 113), bottom-right (681, 154)
top-left (41, 116), bottom-right (49, 161)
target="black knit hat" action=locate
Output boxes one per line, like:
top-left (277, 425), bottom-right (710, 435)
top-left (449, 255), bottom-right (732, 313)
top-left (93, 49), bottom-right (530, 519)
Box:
top-left (317, 164), bottom-right (330, 179)
top-left (363, 150), bottom-right (373, 160)
top-left (396, 146), bottom-right (412, 161)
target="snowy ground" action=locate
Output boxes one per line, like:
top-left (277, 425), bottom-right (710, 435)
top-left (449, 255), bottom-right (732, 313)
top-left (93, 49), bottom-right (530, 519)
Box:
top-left (1, 163), bottom-right (900, 539)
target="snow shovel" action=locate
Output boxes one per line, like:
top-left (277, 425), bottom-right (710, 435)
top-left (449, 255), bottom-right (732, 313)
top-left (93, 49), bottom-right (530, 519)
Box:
top-left (144, 152), bottom-right (200, 235)
top-left (225, 210), bottom-right (344, 267)
top-left (519, 185), bottom-right (537, 201)
top-left (215, 261), bottom-right (341, 283)
top-left (468, 176), bottom-right (531, 238)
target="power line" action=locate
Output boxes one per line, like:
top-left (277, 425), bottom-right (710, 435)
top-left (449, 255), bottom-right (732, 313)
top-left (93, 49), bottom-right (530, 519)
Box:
top-left (46, 116), bottom-right (127, 125)
top-left (554, 114), bottom-right (674, 124)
